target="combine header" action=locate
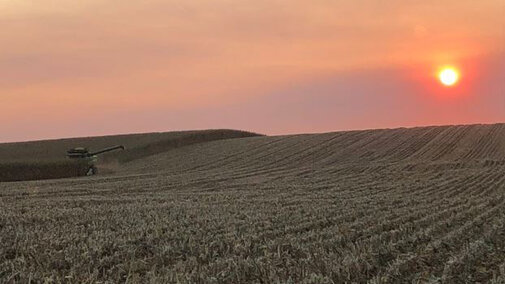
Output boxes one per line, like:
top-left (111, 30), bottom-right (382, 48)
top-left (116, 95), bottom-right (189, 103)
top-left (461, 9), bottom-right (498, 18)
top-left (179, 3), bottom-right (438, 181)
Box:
top-left (67, 145), bottom-right (125, 175)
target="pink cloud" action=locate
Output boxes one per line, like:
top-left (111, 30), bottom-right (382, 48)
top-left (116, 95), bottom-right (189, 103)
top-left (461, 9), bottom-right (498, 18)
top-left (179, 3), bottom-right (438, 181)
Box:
top-left (0, 1), bottom-right (504, 142)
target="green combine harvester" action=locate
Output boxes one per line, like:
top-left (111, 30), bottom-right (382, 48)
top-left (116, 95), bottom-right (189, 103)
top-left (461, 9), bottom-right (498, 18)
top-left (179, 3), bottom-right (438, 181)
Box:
top-left (66, 145), bottom-right (125, 175)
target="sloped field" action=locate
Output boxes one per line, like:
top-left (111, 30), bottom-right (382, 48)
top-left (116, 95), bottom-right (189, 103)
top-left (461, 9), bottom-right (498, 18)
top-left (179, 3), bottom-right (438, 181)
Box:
top-left (1, 124), bottom-right (505, 282)
top-left (0, 129), bottom-right (260, 162)
top-left (0, 129), bottom-right (259, 182)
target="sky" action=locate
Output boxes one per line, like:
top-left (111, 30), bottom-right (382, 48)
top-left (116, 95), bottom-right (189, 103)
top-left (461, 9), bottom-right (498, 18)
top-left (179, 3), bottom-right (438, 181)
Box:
top-left (1, 0), bottom-right (504, 142)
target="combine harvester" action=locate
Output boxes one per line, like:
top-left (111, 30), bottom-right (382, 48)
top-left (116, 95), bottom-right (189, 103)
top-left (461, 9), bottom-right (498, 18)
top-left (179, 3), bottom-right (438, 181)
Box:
top-left (67, 145), bottom-right (125, 175)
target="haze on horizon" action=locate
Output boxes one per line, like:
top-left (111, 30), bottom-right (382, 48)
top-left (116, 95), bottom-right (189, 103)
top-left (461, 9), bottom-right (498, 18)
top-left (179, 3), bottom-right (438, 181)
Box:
top-left (1, 0), bottom-right (504, 142)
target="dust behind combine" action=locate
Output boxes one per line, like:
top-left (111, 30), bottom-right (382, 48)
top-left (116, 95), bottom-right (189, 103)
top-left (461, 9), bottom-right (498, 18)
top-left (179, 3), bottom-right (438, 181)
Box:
top-left (1, 124), bottom-right (505, 282)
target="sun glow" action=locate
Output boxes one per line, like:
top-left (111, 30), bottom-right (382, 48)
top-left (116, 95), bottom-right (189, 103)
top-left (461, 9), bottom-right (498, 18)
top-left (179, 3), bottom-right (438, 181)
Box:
top-left (438, 67), bottom-right (460, 86)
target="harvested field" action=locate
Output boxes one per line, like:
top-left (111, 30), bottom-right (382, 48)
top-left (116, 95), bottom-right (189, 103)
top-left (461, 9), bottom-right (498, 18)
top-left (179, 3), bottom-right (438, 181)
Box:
top-left (1, 124), bottom-right (505, 282)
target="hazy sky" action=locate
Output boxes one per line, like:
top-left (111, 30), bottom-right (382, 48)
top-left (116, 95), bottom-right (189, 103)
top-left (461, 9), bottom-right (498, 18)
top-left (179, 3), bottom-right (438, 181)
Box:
top-left (1, 0), bottom-right (504, 142)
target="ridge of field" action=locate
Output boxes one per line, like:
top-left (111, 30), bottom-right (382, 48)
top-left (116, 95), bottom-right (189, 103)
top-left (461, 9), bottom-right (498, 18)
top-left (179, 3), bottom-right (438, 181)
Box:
top-left (1, 123), bottom-right (505, 282)
top-left (0, 129), bottom-right (259, 182)
top-left (122, 123), bottom-right (505, 174)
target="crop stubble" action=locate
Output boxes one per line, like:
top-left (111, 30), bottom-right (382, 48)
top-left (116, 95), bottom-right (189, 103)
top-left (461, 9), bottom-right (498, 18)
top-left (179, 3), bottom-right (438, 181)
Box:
top-left (1, 124), bottom-right (505, 282)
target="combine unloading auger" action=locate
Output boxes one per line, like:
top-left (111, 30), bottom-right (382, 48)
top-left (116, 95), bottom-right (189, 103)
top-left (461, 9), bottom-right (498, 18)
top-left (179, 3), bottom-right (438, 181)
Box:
top-left (67, 145), bottom-right (125, 175)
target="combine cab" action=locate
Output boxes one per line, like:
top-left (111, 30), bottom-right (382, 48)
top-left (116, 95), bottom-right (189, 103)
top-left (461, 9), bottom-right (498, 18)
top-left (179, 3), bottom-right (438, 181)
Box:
top-left (67, 145), bottom-right (125, 175)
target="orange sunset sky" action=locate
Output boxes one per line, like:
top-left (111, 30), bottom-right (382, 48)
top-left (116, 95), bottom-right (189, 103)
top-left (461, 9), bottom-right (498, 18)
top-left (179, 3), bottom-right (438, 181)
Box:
top-left (1, 0), bottom-right (504, 142)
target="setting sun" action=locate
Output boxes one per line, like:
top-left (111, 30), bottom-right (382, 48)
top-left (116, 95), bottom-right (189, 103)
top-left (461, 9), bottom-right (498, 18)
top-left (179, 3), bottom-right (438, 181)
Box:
top-left (439, 67), bottom-right (460, 86)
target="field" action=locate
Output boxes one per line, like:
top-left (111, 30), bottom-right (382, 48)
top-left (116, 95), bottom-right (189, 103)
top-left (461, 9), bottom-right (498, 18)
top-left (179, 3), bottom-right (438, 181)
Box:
top-left (0, 160), bottom-right (90, 182)
top-left (0, 129), bottom-right (259, 181)
top-left (1, 124), bottom-right (505, 283)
